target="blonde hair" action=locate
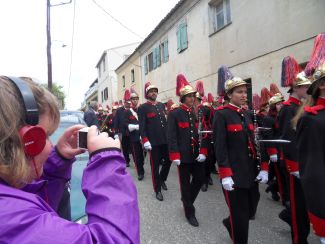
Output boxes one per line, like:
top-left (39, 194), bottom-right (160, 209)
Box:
top-left (0, 76), bottom-right (60, 188)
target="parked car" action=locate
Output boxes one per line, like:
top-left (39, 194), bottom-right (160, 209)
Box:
top-left (50, 111), bottom-right (88, 223)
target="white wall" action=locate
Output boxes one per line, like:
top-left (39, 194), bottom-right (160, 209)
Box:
top-left (97, 42), bottom-right (140, 108)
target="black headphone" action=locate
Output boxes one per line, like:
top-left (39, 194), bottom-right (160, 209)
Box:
top-left (5, 76), bottom-right (47, 157)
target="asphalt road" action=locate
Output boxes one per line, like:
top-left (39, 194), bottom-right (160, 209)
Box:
top-left (126, 155), bottom-right (319, 244)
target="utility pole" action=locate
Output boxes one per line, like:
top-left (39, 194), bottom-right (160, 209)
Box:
top-left (46, 0), bottom-right (72, 92)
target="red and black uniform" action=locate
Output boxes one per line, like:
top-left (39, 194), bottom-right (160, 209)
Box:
top-left (114, 106), bottom-right (130, 164)
top-left (263, 112), bottom-right (289, 204)
top-left (197, 104), bottom-right (214, 187)
top-left (297, 97), bottom-right (325, 238)
top-left (168, 104), bottom-right (208, 219)
top-left (278, 96), bottom-right (310, 243)
top-left (96, 113), bottom-right (105, 128)
top-left (138, 101), bottom-right (171, 193)
top-left (213, 104), bottom-right (266, 244)
top-left (124, 107), bottom-right (144, 177)
top-left (105, 114), bottom-right (115, 138)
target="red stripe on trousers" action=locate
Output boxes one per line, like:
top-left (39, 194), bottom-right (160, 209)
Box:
top-left (177, 166), bottom-right (186, 216)
top-left (131, 144), bottom-right (139, 175)
top-left (289, 174), bottom-right (299, 244)
top-left (274, 163), bottom-right (284, 201)
top-left (224, 190), bottom-right (235, 244)
top-left (149, 151), bottom-right (156, 192)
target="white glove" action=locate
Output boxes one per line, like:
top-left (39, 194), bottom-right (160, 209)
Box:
top-left (172, 160), bottom-right (181, 166)
top-left (114, 134), bottom-right (119, 140)
top-left (256, 170), bottom-right (268, 184)
top-left (222, 177), bottom-right (234, 191)
top-left (196, 154), bottom-right (206, 162)
top-left (128, 124), bottom-right (139, 132)
top-left (269, 154), bottom-right (278, 163)
top-left (143, 141), bottom-right (152, 151)
top-left (320, 237), bottom-right (325, 244)
top-left (290, 171), bottom-right (300, 178)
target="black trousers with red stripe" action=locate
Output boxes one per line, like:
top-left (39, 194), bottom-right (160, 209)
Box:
top-left (121, 135), bottom-right (130, 164)
top-left (130, 141), bottom-right (144, 176)
top-left (150, 144), bottom-right (171, 193)
top-left (178, 163), bottom-right (204, 218)
top-left (203, 143), bottom-right (214, 185)
top-left (289, 175), bottom-right (310, 244)
top-left (223, 183), bottom-right (260, 244)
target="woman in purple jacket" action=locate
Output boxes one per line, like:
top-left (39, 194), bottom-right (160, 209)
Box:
top-left (0, 76), bottom-right (140, 243)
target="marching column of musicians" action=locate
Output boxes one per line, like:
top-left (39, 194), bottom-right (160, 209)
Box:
top-left (94, 32), bottom-right (325, 244)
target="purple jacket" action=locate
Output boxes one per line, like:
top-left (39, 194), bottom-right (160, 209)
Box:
top-left (0, 147), bottom-right (140, 243)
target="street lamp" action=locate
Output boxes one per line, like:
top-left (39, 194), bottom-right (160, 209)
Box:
top-left (46, 0), bottom-right (72, 92)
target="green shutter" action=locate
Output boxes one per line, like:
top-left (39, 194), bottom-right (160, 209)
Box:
top-left (164, 40), bottom-right (169, 62)
top-left (157, 46), bottom-right (161, 67)
top-left (144, 56), bottom-right (148, 74)
top-left (153, 48), bottom-right (157, 69)
top-left (177, 28), bottom-right (181, 53)
top-left (180, 23), bottom-right (188, 50)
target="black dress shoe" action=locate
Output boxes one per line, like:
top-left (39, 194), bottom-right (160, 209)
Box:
top-left (208, 177), bottom-right (213, 185)
top-left (279, 209), bottom-right (292, 227)
top-left (187, 216), bottom-right (199, 227)
top-left (161, 182), bottom-right (168, 191)
top-left (222, 218), bottom-right (232, 240)
top-left (201, 184), bottom-right (208, 192)
top-left (271, 192), bottom-right (280, 201)
top-left (156, 191), bottom-right (163, 201)
top-left (138, 174), bottom-right (144, 181)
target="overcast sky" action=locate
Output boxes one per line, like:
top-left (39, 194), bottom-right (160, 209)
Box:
top-left (0, 0), bottom-right (179, 109)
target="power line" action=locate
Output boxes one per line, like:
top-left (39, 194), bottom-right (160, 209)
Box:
top-left (67, 0), bottom-right (76, 107)
top-left (91, 0), bottom-right (144, 40)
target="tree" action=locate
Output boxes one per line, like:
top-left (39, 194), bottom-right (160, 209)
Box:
top-left (42, 83), bottom-right (66, 109)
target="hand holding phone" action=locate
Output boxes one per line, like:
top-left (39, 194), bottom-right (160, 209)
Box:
top-left (86, 126), bottom-right (120, 154)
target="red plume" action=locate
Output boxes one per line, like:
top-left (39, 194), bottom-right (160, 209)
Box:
top-left (130, 86), bottom-right (137, 94)
top-left (281, 56), bottom-right (302, 87)
top-left (208, 93), bottom-right (214, 103)
top-left (123, 89), bottom-right (131, 101)
top-left (260, 87), bottom-right (271, 106)
top-left (195, 80), bottom-right (204, 97)
top-left (166, 99), bottom-right (174, 111)
top-left (202, 96), bottom-right (207, 103)
top-left (176, 74), bottom-right (190, 96)
top-left (305, 33), bottom-right (325, 76)
top-left (269, 83), bottom-right (281, 96)
top-left (252, 94), bottom-right (261, 110)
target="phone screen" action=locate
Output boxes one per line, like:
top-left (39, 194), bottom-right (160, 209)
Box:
top-left (78, 128), bottom-right (89, 149)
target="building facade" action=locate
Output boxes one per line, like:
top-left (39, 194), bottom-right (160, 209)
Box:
top-left (116, 52), bottom-right (143, 103)
top-left (95, 42), bottom-right (140, 109)
top-left (116, 0), bottom-right (324, 104)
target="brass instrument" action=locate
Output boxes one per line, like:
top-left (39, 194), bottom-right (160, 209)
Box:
top-left (198, 108), bottom-right (203, 148)
top-left (253, 110), bottom-right (262, 163)
top-left (100, 114), bottom-right (110, 132)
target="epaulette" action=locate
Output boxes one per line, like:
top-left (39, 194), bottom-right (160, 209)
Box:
top-left (282, 101), bottom-right (291, 106)
top-left (304, 105), bottom-right (325, 115)
top-left (216, 106), bottom-right (225, 111)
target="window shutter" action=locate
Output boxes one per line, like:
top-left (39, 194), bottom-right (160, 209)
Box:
top-left (144, 56), bottom-right (148, 74)
top-left (177, 28), bottom-right (181, 53)
top-left (157, 46), bottom-right (161, 67)
top-left (164, 40), bottom-right (169, 62)
top-left (153, 48), bottom-right (157, 69)
top-left (181, 23), bottom-right (188, 50)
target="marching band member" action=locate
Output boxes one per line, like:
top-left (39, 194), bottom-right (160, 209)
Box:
top-left (138, 82), bottom-right (171, 201)
top-left (278, 56), bottom-right (311, 243)
top-left (296, 62), bottom-right (325, 244)
top-left (168, 74), bottom-right (208, 226)
top-left (213, 77), bottom-right (268, 243)
top-left (124, 91), bottom-right (145, 181)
